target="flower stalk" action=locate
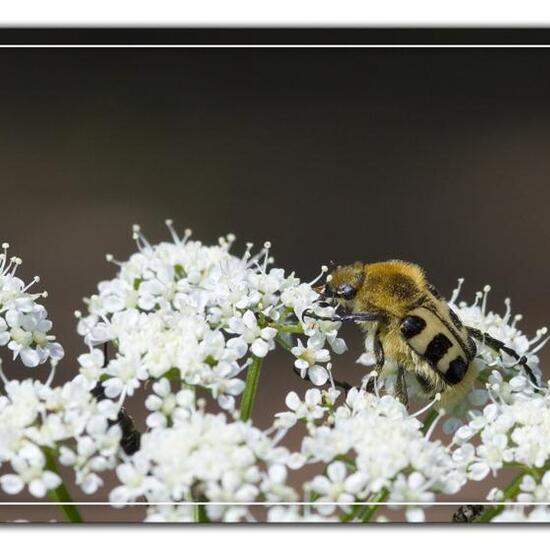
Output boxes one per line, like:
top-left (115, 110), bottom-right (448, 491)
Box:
top-left (193, 503), bottom-right (210, 523)
top-left (420, 409), bottom-right (439, 436)
top-left (358, 487), bottom-right (391, 522)
top-left (43, 447), bottom-right (83, 523)
top-left (239, 355), bottom-right (264, 422)
top-left (475, 471), bottom-right (527, 523)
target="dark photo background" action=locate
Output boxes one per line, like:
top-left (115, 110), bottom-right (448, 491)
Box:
top-left (1, 44), bottom-right (550, 521)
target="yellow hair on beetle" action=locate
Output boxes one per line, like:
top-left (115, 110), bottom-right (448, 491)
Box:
top-left (320, 260), bottom-right (531, 408)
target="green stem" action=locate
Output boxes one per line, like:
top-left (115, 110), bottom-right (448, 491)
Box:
top-left (43, 447), bottom-right (83, 523)
top-left (272, 323), bottom-right (304, 334)
top-left (357, 487), bottom-right (390, 522)
top-left (193, 504), bottom-right (210, 523)
top-left (275, 333), bottom-right (293, 353)
top-left (340, 487), bottom-right (390, 523)
top-left (239, 355), bottom-right (264, 422)
top-left (420, 408), bottom-right (439, 436)
top-left (475, 470), bottom-right (526, 523)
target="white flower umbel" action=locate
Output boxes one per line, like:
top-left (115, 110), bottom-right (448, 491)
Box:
top-left (447, 368), bottom-right (550, 521)
top-left (438, 282), bottom-right (548, 433)
top-left (491, 506), bottom-right (550, 522)
top-left (0, 244), bottom-right (64, 368)
top-left (109, 407), bottom-right (296, 522)
top-left (452, 375), bottom-right (550, 480)
top-left (0, 376), bottom-right (121, 498)
top-left (76, 224), bottom-right (346, 414)
top-left (266, 504), bottom-right (339, 523)
top-left (451, 282), bottom-right (548, 372)
top-left (275, 387), bottom-right (465, 521)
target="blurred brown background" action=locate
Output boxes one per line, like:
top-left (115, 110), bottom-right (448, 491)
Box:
top-left (0, 47), bottom-right (549, 522)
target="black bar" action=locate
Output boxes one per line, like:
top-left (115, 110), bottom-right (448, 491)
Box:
top-left (0, 27), bottom-right (548, 45)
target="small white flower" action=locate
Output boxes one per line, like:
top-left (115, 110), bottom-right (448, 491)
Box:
top-left (389, 472), bottom-right (434, 504)
top-left (276, 389), bottom-right (326, 427)
top-left (1, 445), bottom-right (61, 498)
top-left (291, 334), bottom-right (330, 386)
top-left (78, 348), bottom-right (105, 384)
top-left (110, 455), bottom-right (151, 505)
top-left (0, 251), bottom-right (64, 369)
top-left (103, 352), bottom-right (142, 399)
top-left (308, 461), bottom-right (356, 515)
top-left (227, 311), bottom-right (277, 358)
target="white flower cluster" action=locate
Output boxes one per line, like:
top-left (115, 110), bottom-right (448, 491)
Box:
top-left (491, 506), bottom-right (550, 522)
top-left (110, 402), bottom-right (297, 522)
top-left (0, 376), bottom-right (121, 497)
top-left (451, 371), bottom-right (550, 491)
top-left (0, 244), bottom-right (64, 368)
top-left (1, 227), bottom-right (549, 524)
top-left (274, 386), bottom-right (464, 522)
top-left (451, 281), bottom-right (547, 374)
top-left (441, 281), bottom-right (548, 433)
top-left (75, 223), bottom-right (345, 411)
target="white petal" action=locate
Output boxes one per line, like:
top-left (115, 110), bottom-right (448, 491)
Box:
top-left (469, 462), bottom-right (490, 481)
top-left (218, 395), bottom-right (235, 411)
top-left (344, 472), bottom-right (367, 494)
top-left (260, 327), bottom-right (277, 341)
top-left (146, 412), bottom-right (167, 429)
top-left (5, 309), bottom-right (20, 328)
top-left (304, 388), bottom-right (321, 406)
top-left (408, 472), bottom-right (425, 490)
top-left (251, 339), bottom-right (269, 358)
top-left (294, 359), bottom-right (309, 371)
top-left (242, 310), bottom-right (257, 330)
top-left (20, 348), bottom-right (40, 367)
top-left (42, 471), bottom-right (61, 490)
top-left (309, 366), bottom-right (329, 386)
top-left (48, 342), bottom-right (65, 361)
top-left (274, 412), bottom-right (297, 429)
top-left (287, 452), bottom-right (307, 470)
top-left (110, 486), bottom-right (132, 505)
top-left (285, 391), bottom-right (301, 411)
top-left (405, 508), bottom-right (425, 523)
top-left (268, 465), bottom-right (287, 484)
top-left (0, 475), bottom-right (24, 494)
top-left (29, 479), bottom-right (47, 498)
top-left (327, 461), bottom-right (347, 482)
top-left (329, 337), bottom-right (347, 354)
top-left (227, 317), bottom-right (245, 334)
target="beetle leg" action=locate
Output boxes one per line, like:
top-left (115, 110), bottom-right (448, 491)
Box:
top-left (467, 326), bottom-right (541, 389)
top-left (366, 328), bottom-right (385, 394)
top-left (303, 309), bottom-right (386, 323)
top-left (395, 365), bottom-right (409, 408)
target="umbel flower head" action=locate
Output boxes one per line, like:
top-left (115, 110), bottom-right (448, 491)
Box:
top-left (273, 386), bottom-right (464, 522)
top-left (76, 221), bottom-right (346, 411)
top-left (440, 281), bottom-right (548, 432)
top-left (0, 243), bottom-right (64, 368)
top-left (110, 402), bottom-right (297, 522)
top-left (0, 376), bottom-right (121, 497)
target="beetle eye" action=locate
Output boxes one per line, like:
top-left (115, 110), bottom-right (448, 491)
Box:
top-left (339, 285), bottom-right (357, 300)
